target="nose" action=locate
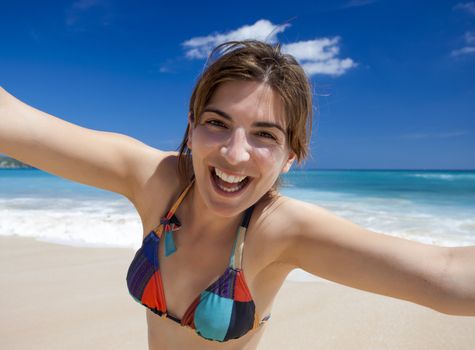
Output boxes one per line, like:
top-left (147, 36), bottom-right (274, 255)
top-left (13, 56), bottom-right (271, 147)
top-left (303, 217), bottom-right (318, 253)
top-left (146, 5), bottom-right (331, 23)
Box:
top-left (220, 127), bottom-right (251, 165)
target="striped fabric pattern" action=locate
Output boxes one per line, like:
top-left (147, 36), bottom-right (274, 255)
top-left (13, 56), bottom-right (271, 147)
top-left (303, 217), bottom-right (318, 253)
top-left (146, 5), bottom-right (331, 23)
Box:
top-left (126, 180), bottom-right (270, 342)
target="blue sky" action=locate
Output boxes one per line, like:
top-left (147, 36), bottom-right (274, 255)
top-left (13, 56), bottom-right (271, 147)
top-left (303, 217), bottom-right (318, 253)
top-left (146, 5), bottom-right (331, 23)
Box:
top-left (1, 0), bottom-right (474, 169)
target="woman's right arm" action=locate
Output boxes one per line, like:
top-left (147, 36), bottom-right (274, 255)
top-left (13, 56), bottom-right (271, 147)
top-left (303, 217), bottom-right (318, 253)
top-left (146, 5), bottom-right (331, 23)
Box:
top-left (0, 87), bottom-right (163, 201)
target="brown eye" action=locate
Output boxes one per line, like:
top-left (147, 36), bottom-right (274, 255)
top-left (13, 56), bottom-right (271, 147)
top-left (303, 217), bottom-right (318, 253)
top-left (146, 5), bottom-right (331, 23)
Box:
top-left (206, 119), bottom-right (227, 128)
top-left (256, 131), bottom-right (277, 140)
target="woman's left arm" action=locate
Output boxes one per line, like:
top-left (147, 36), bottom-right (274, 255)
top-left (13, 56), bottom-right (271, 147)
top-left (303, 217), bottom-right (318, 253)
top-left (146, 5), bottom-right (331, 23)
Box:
top-left (442, 246), bottom-right (475, 315)
top-left (278, 199), bottom-right (475, 316)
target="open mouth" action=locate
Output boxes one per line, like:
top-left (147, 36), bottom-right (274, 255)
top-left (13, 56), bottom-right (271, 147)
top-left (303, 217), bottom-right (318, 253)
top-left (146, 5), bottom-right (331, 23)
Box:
top-left (209, 167), bottom-right (252, 195)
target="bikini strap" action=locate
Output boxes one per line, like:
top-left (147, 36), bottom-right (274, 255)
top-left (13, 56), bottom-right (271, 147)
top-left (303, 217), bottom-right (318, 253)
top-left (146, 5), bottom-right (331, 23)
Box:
top-left (168, 179), bottom-right (195, 216)
top-left (154, 179), bottom-right (195, 238)
top-left (229, 205), bottom-right (255, 269)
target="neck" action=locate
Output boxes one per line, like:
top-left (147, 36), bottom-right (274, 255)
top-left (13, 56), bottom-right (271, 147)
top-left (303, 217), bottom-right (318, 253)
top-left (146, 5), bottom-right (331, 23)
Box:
top-left (178, 184), bottom-right (244, 242)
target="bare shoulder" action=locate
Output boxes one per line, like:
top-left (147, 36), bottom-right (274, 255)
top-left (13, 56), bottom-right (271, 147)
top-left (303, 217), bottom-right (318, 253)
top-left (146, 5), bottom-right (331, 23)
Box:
top-left (129, 151), bottom-right (183, 229)
top-left (251, 194), bottom-right (327, 239)
top-left (247, 195), bottom-right (321, 268)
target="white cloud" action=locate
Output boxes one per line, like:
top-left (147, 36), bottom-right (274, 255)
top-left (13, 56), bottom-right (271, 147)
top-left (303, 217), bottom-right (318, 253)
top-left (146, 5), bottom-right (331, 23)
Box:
top-left (454, 2), bottom-right (475, 15)
top-left (451, 46), bottom-right (475, 57)
top-left (182, 20), bottom-right (288, 59)
top-left (283, 38), bottom-right (357, 76)
top-left (182, 20), bottom-right (356, 77)
top-left (282, 38), bottom-right (340, 61)
top-left (465, 31), bottom-right (475, 44)
top-left (451, 31), bottom-right (475, 57)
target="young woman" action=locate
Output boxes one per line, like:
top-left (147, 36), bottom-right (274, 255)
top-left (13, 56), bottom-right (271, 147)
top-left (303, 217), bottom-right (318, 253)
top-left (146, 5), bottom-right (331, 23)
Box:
top-left (1, 40), bottom-right (474, 350)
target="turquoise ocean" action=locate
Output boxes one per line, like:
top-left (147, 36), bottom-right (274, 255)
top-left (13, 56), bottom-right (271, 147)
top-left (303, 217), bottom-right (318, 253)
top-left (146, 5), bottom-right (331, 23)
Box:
top-left (1, 169), bottom-right (474, 281)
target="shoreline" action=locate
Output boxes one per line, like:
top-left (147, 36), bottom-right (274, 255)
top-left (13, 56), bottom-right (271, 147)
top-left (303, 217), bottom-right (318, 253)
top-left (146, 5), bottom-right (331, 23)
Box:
top-left (1, 235), bottom-right (474, 349)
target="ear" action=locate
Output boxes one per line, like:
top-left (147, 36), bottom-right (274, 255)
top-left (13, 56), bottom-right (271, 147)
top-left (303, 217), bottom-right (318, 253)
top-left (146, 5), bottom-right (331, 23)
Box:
top-left (187, 112), bottom-right (194, 149)
top-left (281, 151), bottom-right (296, 174)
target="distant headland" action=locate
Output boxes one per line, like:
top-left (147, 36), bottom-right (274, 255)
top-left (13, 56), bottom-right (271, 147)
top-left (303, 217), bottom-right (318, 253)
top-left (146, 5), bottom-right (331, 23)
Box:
top-left (0, 156), bottom-right (33, 169)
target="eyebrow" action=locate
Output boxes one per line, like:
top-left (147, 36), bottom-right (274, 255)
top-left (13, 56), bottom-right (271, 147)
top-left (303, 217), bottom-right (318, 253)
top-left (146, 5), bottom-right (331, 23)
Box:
top-left (202, 107), bottom-right (287, 135)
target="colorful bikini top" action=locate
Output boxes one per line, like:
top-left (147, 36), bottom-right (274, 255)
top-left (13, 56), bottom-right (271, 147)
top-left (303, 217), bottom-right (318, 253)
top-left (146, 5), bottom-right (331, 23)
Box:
top-left (126, 180), bottom-right (271, 342)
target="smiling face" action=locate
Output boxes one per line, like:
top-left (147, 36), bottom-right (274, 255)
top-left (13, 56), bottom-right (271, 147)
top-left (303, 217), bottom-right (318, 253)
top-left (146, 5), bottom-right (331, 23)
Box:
top-left (187, 80), bottom-right (296, 217)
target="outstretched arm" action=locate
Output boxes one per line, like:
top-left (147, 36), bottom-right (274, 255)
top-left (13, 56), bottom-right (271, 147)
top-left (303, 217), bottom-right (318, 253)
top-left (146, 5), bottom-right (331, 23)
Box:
top-left (442, 246), bottom-right (475, 315)
top-left (279, 198), bottom-right (475, 316)
top-left (0, 87), bottom-right (163, 202)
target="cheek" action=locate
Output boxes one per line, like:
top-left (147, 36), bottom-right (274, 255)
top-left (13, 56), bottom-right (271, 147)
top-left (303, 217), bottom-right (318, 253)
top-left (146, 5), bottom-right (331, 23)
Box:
top-left (193, 128), bottom-right (226, 152)
top-left (253, 147), bottom-right (285, 170)
top-left (254, 147), bottom-right (273, 160)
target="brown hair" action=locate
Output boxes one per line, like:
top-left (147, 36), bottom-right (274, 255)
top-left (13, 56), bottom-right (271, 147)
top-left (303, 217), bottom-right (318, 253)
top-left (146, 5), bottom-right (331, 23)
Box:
top-left (177, 40), bottom-right (313, 190)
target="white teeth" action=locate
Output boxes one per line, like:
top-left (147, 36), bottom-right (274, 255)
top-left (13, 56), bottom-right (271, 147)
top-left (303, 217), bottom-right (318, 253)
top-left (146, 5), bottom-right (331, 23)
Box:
top-left (214, 168), bottom-right (247, 183)
top-left (217, 184), bottom-right (240, 192)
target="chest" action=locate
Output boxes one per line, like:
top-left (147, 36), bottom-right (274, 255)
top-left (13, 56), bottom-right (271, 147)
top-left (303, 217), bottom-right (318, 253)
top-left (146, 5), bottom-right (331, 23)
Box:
top-left (137, 202), bottom-right (291, 323)
top-left (138, 222), bottom-right (286, 348)
top-left (158, 228), bottom-right (240, 319)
